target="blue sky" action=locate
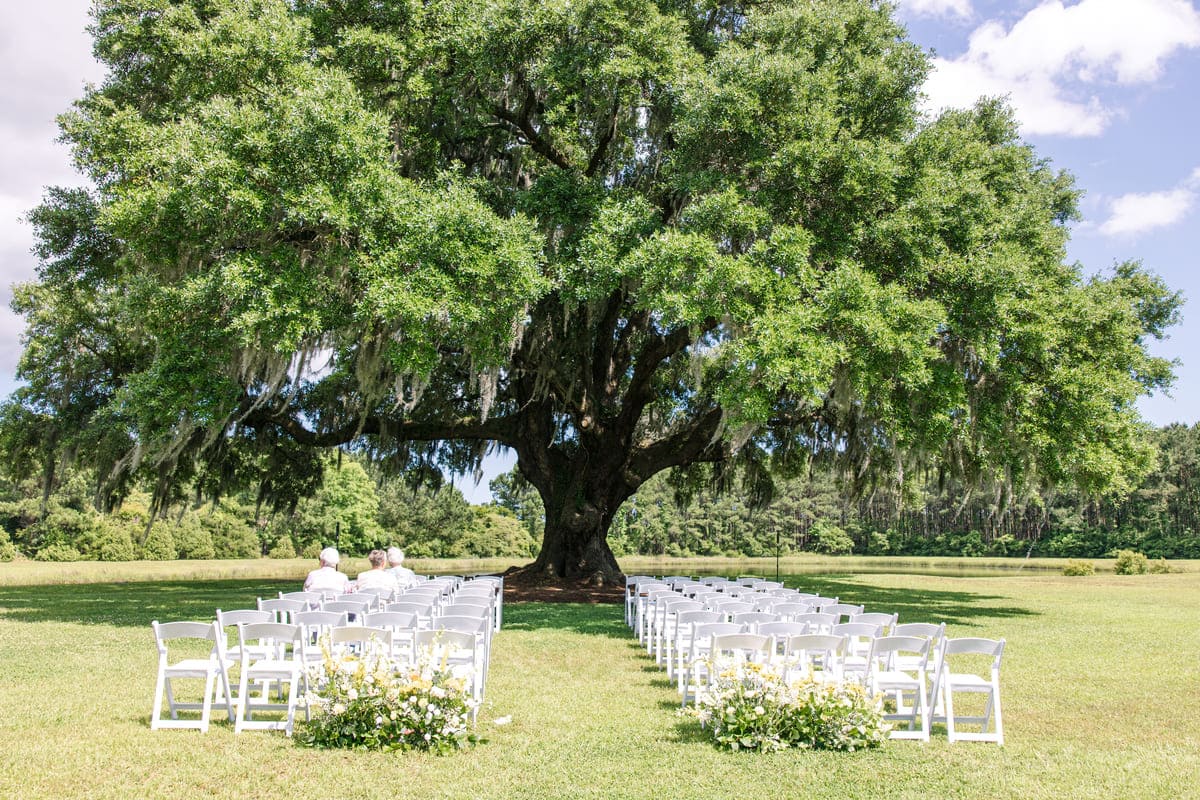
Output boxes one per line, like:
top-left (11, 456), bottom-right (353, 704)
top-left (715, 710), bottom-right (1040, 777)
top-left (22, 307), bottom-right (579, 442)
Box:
top-left (1, 0), bottom-right (1198, 504)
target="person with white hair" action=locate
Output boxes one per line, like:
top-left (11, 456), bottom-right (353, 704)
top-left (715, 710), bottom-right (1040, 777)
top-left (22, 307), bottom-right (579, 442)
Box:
top-left (303, 546), bottom-right (351, 594)
top-left (386, 546), bottom-right (418, 589)
top-left (356, 549), bottom-right (400, 594)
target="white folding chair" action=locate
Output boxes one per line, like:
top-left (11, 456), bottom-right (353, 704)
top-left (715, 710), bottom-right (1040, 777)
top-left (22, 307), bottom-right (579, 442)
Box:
top-left (329, 625), bottom-right (394, 659)
top-left (387, 600), bottom-right (436, 630)
top-left (866, 635), bottom-right (931, 741)
top-left (833, 621), bottom-right (883, 683)
top-left (415, 629), bottom-right (483, 718)
top-left (933, 638), bottom-right (1005, 744)
top-left (823, 603), bottom-right (865, 625)
top-left (258, 597), bottom-right (306, 624)
top-left (679, 622), bottom-right (743, 706)
top-left (364, 611), bottom-right (418, 665)
top-left (234, 622), bottom-right (305, 735)
top-left (322, 599), bottom-right (372, 624)
top-left (795, 612), bottom-right (838, 634)
top-left (782, 633), bottom-right (845, 685)
top-left (150, 620), bottom-right (230, 732)
top-left (851, 611), bottom-right (898, 635)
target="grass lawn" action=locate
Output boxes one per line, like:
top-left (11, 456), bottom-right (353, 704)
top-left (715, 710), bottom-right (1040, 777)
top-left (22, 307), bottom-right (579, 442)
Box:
top-left (0, 564), bottom-right (1197, 799)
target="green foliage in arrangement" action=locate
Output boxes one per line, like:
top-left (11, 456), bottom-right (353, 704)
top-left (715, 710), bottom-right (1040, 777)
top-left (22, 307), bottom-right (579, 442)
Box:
top-left (690, 663), bottom-right (888, 752)
top-left (1062, 560), bottom-right (1095, 576)
top-left (300, 639), bottom-right (477, 754)
top-left (1, 0), bottom-right (1179, 582)
top-left (1113, 550), bottom-right (1150, 575)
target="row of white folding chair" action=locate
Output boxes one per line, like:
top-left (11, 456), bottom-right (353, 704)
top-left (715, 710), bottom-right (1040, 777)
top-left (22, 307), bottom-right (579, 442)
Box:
top-left (151, 619), bottom-right (306, 735)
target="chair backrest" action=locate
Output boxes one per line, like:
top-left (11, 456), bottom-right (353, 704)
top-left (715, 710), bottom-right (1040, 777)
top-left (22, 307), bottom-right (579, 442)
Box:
top-left (237, 622), bottom-right (303, 661)
top-left (795, 612), bottom-right (837, 633)
top-left (329, 625), bottom-right (393, 654)
top-left (295, 610), bottom-right (348, 630)
top-left (327, 594), bottom-right (375, 610)
top-left (688, 622), bottom-right (743, 656)
top-left (714, 601), bottom-right (754, 618)
top-left (851, 612), bottom-right (898, 634)
top-left (444, 601), bottom-right (490, 618)
top-left (322, 600), bottom-right (370, 622)
top-left (783, 633), bottom-right (845, 679)
top-left (894, 622), bottom-right (946, 640)
top-left (833, 622), bottom-right (882, 639)
top-left (216, 608), bottom-right (272, 627)
top-left (152, 620), bottom-right (219, 657)
top-left (257, 597), bottom-right (306, 623)
top-left (709, 633), bottom-right (774, 667)
top-left (364, 611), bottom-right (417, 630)
top-left (867, 634), bottom-right (930, 674)
top-left (355, 586), bottom-right (395, 604)
top-left (941, 637), bottom-right (1005, 670)
top-left (731, 612), bottom-right (778, 630)
top-left (279, 590), bottom-right (324, 605)
top-left (414, 629), bottom-right (477, 665)
top-left (771, 602), bottom-right (813, 620)
top-left (387, 600), bottom-right (434, 617)
top-left (823, 603), bottom-right (865, 623)
top-left (436, 615), bottom-right (488, 636)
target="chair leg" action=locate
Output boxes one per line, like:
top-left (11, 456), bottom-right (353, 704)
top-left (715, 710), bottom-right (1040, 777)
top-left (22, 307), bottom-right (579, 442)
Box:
top-left (200, 670), bottom-right (215, 734)
top-left (151, 666), bottom-right (167, 730)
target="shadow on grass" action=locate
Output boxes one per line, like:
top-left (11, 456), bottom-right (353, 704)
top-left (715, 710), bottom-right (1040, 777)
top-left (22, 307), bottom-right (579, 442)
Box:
top-left (781, 575), bottom-right (1037, 628)
top-left (0, 579), bottom-right (297, 627)
top-left (0, 575), bottom-right (1034, 632)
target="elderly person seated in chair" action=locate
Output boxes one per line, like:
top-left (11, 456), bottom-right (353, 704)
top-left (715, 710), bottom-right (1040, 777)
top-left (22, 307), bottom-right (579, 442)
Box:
top-left (303, 547), bottom-right (350, 594)
top-left (387, 547), bottom-right (419, 590)
top-left (356, 549), bottom-right (400, 593)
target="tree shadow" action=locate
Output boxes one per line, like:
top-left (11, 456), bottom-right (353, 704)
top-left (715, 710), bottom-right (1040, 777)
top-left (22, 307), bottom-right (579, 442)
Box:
top-left (0, 579), bottom-right (295, 628)
top-left (781, 575), bottom-right (1037, 628)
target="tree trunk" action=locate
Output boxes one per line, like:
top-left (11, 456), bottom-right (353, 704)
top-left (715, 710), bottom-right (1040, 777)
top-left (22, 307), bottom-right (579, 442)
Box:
top-left (526, 496), bottom-right (625, 585)
top-left (511, 441), bottom-right (632, 587)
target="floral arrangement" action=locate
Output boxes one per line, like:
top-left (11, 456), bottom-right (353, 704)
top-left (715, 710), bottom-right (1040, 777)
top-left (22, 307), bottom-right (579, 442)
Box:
top-left (299, 638), bottom-right (477, 753)
top-left (688, 662), bottom-right (890, 752)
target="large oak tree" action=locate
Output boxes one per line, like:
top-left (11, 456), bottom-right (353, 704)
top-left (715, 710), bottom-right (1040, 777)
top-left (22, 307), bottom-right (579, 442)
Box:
top-left (4, 0), bottom-right (1178, 583)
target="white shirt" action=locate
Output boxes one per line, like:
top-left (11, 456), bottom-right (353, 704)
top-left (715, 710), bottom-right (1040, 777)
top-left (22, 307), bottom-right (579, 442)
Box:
top-left (303, 565), bottom-right (350, 594)
top-left (388, 565), bottom-right (418, 589)
top-left (356, 568), bottom-right (400, 593)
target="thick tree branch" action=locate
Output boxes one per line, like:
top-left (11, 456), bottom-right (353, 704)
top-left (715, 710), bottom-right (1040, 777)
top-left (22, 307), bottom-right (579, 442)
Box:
top-left (493, 83), bottom-right (572, 171)
top-left (628, 406), bottom-right (727, 481)
top-left (585, 98), bottom-right (621, 178)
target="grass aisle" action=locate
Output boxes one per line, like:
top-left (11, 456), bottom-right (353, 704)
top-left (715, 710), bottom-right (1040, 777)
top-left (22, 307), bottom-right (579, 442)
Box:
top-left (0, 572), bottom-right (1198, 798)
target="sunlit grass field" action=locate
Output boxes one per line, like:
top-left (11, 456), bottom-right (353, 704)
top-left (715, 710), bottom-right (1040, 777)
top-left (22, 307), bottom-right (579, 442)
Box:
top-left (0, 561), bottom-right (1197, 799)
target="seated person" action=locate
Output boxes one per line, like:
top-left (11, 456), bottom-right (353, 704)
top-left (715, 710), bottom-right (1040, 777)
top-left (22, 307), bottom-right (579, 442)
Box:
top-left (356, 549), bottom-right (400, 595)
top-left (303, 547), bottom-right (350, 595)
top-left (387, 547), bottom-right (419, 589)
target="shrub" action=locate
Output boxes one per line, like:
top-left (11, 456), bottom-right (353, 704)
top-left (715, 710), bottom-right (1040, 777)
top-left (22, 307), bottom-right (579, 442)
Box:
top-left (300, 541), bottom-right (323, 560)
top-left (173, 519), bottom-right (216, 560)
top-left (35, 543), bottom-right (84, 562)
top-left (689, 663), bottom-right (889, 752)
top-left (1148, 558), bottom-right (1174, 574)
top-left (1113, 549), bottom-right (1149, 575)
top-left (1062, 560), bottom-right (1095, 576)
top-left (138, 523), bottom-right (177, 560)
top-left (94, 521), bottom-right (136, 561)
top-left (196, 506), bottom-right (261, 558)
top-left (810, 521), bottom-right (854, 556)
top-left (267, 534), bottom-right (297, 559)
top-left (0, 528), bottom-right (18, 561)
top-left (300, 640), bottom-right (477, 753)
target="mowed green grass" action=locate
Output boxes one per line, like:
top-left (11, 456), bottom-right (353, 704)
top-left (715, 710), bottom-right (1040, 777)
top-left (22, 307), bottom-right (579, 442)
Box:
top-left (0, 568), bottom-right (1197, 799)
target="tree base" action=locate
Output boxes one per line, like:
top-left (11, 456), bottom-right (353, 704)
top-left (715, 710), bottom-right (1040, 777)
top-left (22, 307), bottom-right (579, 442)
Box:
top-left (500, 564), bottom-right (625, 603)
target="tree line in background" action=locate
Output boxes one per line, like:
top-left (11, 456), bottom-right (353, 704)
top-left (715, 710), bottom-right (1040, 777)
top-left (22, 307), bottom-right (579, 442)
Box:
top-left (2, 423), bottom-right (1196, 564)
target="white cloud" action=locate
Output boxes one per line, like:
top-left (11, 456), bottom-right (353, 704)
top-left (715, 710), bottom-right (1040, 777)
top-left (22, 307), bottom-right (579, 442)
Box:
top-left (923, 0), bottom-right (1200, 136)
top-left (897, 0), bottom-right (973, 19)
top-left (1098, 168), bottom-right (1200, 237)
top-left (0, 1), bottom-right (104, 384)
